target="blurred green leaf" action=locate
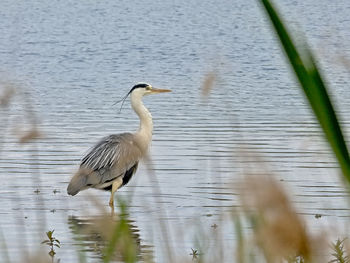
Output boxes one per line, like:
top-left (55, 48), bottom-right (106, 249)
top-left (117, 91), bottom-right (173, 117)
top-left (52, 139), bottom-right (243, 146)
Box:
top-left (233, 214), bottom-right (246, 263)
top-left (259, 0), bottom-right (350, 182)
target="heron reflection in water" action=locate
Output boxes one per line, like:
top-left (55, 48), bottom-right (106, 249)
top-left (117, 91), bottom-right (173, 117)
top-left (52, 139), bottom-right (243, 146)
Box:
top-left (67, 83), bottom-right (171, 206)
top-left (68, 215), bottom-right (154, 261)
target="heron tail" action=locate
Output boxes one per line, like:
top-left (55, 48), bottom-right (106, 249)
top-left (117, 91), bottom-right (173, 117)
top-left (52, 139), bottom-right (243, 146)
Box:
top-left (67, 167), bottom-right (92, 196)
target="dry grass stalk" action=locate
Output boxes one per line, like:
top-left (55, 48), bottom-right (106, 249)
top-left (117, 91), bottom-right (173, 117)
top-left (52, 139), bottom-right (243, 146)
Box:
top-left (240, 175), bottom-right (312, 262)
top-left (337, 56), bottom-right (350, 73)
top-left (201, 72), bottom-right (217, 98)
top-left (18, 128), bottom-right (41, 143)
top-left (0, 84), bottom-right (15, 107)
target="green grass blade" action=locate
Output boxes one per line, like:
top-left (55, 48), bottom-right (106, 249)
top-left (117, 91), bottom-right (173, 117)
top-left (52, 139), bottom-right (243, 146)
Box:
top-left (259, 0), bottom-right (350, 182)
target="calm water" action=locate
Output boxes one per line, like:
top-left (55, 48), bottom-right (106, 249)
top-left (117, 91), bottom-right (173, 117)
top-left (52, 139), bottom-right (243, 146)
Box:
top-left (1, 0), bottom-right (350, 262)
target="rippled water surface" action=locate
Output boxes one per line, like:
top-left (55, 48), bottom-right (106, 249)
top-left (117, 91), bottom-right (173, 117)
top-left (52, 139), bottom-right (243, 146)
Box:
top-left (1, 0), bottom-right (350, 262)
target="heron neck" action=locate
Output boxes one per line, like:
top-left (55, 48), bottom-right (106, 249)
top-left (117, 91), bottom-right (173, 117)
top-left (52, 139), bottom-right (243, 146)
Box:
top-left (131, 94), bottom-right (153, 148)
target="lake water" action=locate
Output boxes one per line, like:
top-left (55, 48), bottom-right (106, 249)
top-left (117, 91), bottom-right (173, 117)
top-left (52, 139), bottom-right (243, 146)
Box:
top-left (1, 0), bottom-right (350, 262)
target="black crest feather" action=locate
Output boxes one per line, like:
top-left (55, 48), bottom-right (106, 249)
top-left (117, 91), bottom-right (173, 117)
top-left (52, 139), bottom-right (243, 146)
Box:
top-left (113, 83), bottom-right (150, 112)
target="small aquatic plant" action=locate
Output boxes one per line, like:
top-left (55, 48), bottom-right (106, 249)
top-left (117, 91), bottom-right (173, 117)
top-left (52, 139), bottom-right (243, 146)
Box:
top-left (41, 230), bottom-right (60, 258)
top-left (329, 238), bottom-right (349, 263)
top-left (190, 248), bottom-right (199, 259)
top-left (287, 255), bottom-right (305, 263)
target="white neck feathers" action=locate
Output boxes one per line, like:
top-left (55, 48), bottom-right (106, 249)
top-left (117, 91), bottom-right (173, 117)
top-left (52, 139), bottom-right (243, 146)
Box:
top-left (131, 92), bottom-right (153, 153)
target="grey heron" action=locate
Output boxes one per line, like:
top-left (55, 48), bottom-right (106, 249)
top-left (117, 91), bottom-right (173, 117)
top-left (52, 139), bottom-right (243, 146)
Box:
top-left (67, 83), bottom-right (171, 206)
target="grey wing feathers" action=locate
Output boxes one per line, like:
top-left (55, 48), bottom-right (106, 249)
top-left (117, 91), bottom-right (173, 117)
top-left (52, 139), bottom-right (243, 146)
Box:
top-left (81, 133), bottom-right (141, 173)
top-left (67, 133), bottom-right (142, 196)
top-left (81, 135), bottom-right (123, 171)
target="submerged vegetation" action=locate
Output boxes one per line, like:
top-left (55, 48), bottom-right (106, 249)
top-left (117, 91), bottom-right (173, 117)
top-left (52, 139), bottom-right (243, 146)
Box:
top-left (1, 0), bottom-right (350, 262)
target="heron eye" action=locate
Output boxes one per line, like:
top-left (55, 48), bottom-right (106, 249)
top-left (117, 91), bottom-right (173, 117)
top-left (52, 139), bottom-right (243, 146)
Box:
top-left (146, 86), bottom-right (152, 90)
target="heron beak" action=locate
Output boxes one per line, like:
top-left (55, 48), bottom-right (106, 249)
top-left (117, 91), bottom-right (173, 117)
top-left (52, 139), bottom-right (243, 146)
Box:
top-left (150, 88), bottom-right (172, 94)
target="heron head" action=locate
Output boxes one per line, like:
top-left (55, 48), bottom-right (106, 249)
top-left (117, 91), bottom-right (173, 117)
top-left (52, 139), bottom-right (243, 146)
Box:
top-left (129, 83), bottom-right (172, 97)
top-left (114, 83), bottom-right (171, 112)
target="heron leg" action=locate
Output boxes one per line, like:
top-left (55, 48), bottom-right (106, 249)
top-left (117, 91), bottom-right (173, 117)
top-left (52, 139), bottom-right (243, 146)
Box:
top-left (109, 178), bottom-right (123, 207)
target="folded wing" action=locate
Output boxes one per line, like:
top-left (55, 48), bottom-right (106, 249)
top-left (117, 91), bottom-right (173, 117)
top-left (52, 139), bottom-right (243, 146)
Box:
top-left (67, 133), bottom-right (142, 195)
